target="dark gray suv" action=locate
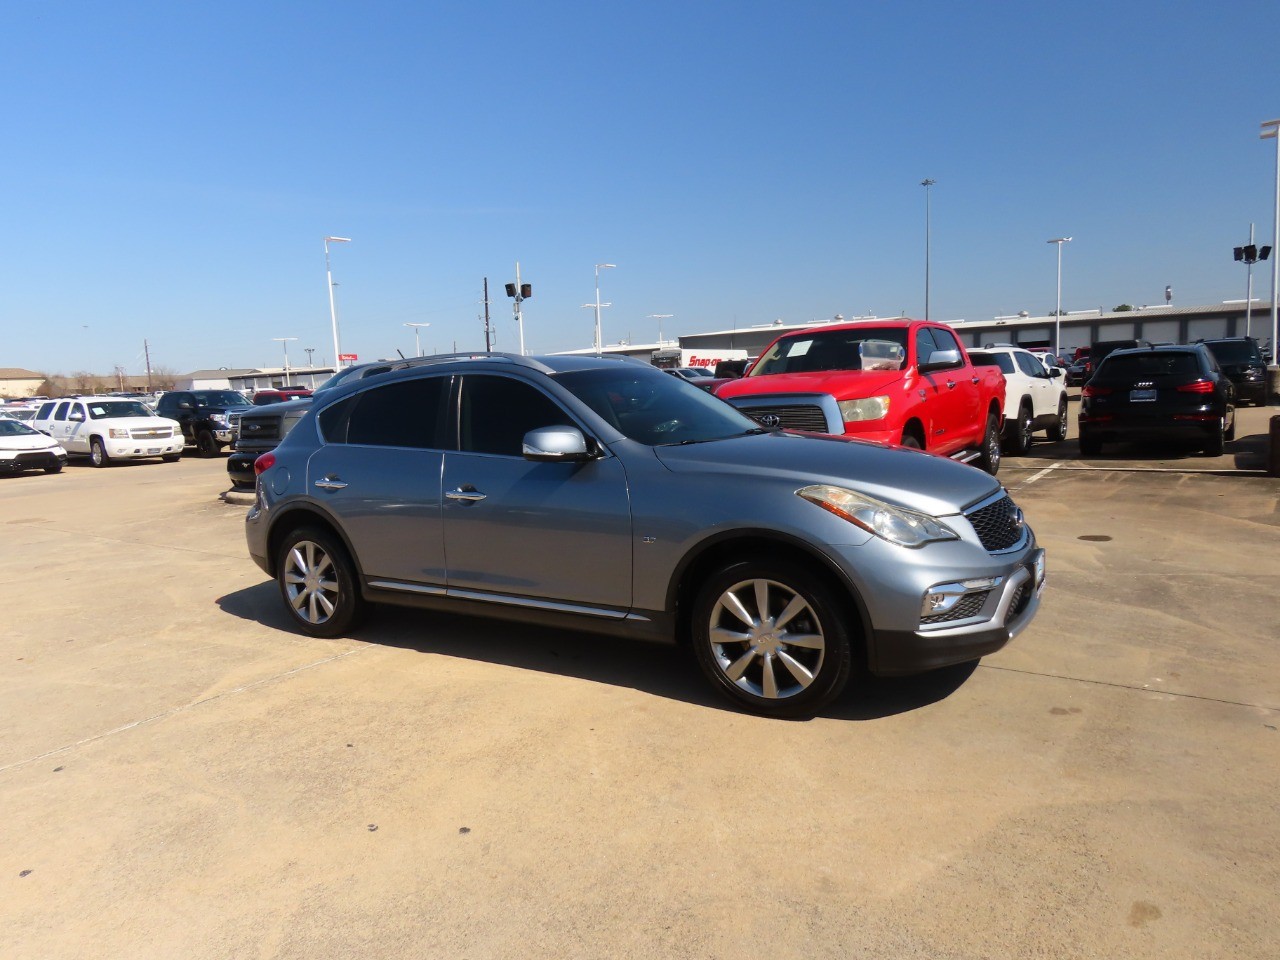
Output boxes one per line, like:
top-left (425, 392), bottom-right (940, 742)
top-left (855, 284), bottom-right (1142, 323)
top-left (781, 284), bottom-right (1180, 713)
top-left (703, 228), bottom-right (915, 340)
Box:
top-left (245, 353), bottom-right (1044, 717)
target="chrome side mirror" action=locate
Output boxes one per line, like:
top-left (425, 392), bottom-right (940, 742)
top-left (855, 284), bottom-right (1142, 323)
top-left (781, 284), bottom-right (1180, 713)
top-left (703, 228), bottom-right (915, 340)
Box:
top-left (522, 426), bottom-right (593, 462)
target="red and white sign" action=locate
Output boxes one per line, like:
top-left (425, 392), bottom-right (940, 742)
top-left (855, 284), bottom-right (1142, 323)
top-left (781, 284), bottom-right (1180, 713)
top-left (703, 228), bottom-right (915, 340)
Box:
top-left (338, 354), bottom-right (358, 362)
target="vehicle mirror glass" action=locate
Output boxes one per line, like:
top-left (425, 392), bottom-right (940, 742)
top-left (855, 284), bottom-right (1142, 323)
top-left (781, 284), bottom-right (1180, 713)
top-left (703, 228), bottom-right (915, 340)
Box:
top-left (522, 426), bottom-right (591, 462)
top-left (1049, 368), bottom-right (1063, 378)
top-left (178, 401), bottom-right (192, 409)
top-left (69, 411), bottom-right (85, 422)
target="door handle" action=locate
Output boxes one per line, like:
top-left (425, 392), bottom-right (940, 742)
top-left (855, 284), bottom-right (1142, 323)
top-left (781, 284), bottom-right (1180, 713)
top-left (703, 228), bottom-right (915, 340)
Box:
top-left (946, 381), bottom-right (957, 389)
top-left (446, 487), bottom-right (487, 503)
top-left (971, 376), bottom-right (980, 385)
top-left (315, 475), bottom-right (347, 491)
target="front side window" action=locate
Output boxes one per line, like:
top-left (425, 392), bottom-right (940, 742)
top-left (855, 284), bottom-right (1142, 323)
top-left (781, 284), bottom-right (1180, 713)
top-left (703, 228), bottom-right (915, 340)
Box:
top-left (1015, 353), bottom-right (1046, 377)
top-left (459, 376), bottom-right (572, 457)
top-left (191, 390), bottom-right (250, 407)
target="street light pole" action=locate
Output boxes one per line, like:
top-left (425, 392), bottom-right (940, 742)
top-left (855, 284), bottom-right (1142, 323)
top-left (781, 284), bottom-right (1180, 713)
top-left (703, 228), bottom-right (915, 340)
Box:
top-left (404, 322), bottom-right (431, 357)
top-left (272, 337), bottom-right (299, 386)
top-left (647, 314), bottom-right (674, 346)
top-left (1263, 119), bottom-right (1280, 393)
top-left (584, 263), bottom-right (615, 353)
top-left (324, 237), bottom-right (351, 368)
top-left (1047, 237), bottom-right (1072, 355)
top-left (921, 179), bottom-right (935, 320)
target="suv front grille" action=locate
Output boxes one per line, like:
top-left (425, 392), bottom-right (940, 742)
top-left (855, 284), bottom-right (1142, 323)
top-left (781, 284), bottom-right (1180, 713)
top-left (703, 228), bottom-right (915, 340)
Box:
top-left (130, 427), bottom-right (172, 439)
top-left (966, 494), bottom-right (1024, 552)
top-left (738, 403), bottom-right (829, 432)
top-left (238, 418), bottom-right (281, 442)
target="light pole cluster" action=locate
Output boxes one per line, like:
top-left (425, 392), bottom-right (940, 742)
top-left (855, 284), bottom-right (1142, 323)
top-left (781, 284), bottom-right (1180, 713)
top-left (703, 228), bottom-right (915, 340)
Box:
top-left (272, 337), bottom-right (298, 386)
top-left (324, 236), bottom-right (351, 368)
top-left (1047, 237), bottom-right (1072, 355)
top-left (921, 179), bottom-right (935, 320)
top-left (582, 263), bottom-right (615, 353)
top-left (1263, 119), bottom-right (1280, 384)
top-left (505, 263), bottom-right (532, 355)
top-left (404, 322), bottom-right (430, 357)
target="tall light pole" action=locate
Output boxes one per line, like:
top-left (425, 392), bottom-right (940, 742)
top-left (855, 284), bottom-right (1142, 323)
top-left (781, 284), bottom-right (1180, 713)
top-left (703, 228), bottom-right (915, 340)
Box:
top-left (583, 263), bottom-right (615, 353)
top-left (648, 314), bottom-right (674, 345)
top-left (1263, 118), bottom-right (1280, 393)
top-left (324, 237), bottom-right (351, 368)
top-left (921, 179), bottom-right (936, 320)
top-left (404, 322), bottom-right (431, 357)
top-left (505, 263), bottom-right (531, 355)
top-left (1047, 237), bottom-right (1072, 355)
top-left (272, 337), bottom-right (298, 386)
top-left (304, 347), bottom-right (315, 369)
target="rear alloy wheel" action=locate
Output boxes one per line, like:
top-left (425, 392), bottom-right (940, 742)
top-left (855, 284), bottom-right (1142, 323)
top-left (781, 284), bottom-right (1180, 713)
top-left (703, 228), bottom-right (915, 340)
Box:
top-left (1047, 398), bottom-right (1068, 442)
top-left (1224, 410), bottom-right (1236, 442)
top-left (196, 430), bottom-right (219, 458)
top-left (89, 437), bottom-right (111, 468)
top-left (1006, 404), bottom-right (1033, 456)
top-left (692, 559), bottom-right (853, 718)
top-left (977, 413), bottom-right (1001, 475)
top-left (276, 527), bottom-right (367, 638)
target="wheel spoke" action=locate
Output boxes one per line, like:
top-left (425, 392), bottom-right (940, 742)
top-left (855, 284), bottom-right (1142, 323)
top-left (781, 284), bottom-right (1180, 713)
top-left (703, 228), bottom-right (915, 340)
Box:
top-left (284, 572), bottom-right (306, 585)
top-left (288, 546), bottom-right (307, 576)
top-left (754, 580), bottom-right (771, 622)
top-left (761, 654), bottom-right (779, 698)
top-left (314, 590), bottom-right (335, 618)
top-left (710, 626), bottom-right (751, 647)
top-left (290, 587), bottom-right (309, 611)
top-left (723, 648), bottom-right (757, 682)
top-left (781, 631), bottom-right (824, 650)
top-left (777, 650), bottom-right (816, 688)
top-left (773, 594), bottom-right (808, 630)
top-left (721, 590), bottom-right (757, 629)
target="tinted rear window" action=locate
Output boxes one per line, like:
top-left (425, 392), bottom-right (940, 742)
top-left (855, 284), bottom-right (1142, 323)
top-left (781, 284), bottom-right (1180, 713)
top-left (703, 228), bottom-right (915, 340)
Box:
top-left (970, 351), bottom-right (1015, 374)
top-left (1098, 352), bottom-right (1199, 379)
top-left (1203, 341), bottom-right (1261, 364)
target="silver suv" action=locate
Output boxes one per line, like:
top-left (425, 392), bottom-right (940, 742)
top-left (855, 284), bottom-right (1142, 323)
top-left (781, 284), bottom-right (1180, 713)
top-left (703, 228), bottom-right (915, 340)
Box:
top-left (245, 354), bottom-right (1044, 717)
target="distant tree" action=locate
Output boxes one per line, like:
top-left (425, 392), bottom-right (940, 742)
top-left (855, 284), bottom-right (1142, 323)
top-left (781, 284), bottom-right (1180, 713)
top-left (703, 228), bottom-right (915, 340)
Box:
top-left (1112, 303), bottom-right (1134, 312)
top-left (148, 366), bottom-right (178, 391)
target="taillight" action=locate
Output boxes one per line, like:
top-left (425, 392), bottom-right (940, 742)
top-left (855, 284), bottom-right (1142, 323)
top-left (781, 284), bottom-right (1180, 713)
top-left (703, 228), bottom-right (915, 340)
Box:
top-left (1081, 385), bottom-right (1112, 397)
top-left (1176, 379), bottom-right (1215, 394)
top-left (254, 452), bottom-right (276, 475)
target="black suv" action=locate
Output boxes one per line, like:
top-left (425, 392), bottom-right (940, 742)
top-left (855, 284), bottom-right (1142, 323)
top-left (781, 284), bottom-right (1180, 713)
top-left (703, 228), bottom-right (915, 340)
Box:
top-left (1197, 337), bottom-right (1267, 406)
top-left (155, 390), bottom-right (253, 457)
top-left (1079, 344), bottom-right (1235, 456)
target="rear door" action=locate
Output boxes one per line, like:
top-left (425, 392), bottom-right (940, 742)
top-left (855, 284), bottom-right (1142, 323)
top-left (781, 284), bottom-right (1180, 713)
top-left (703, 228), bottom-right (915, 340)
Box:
top-left (441, 373), bottom-right (632, 613)
top-left (304, 376), bottom-right (451, 588)
top-left (1014, 351), bottom-right (1056, 420)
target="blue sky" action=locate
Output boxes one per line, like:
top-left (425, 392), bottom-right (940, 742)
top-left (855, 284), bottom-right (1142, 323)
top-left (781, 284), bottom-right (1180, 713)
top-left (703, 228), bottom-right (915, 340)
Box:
top-left (3, 1), bottom-right (1279, 376)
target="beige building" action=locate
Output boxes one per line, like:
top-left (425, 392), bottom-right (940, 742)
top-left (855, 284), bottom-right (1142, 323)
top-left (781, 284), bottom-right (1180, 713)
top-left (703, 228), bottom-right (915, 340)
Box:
top-left (0, 367), bottom-right (47, 398)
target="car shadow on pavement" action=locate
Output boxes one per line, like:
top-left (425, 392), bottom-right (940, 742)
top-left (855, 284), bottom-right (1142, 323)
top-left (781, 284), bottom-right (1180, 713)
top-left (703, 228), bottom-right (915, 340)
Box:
top-left (218, 582), bottom-right (983, 721)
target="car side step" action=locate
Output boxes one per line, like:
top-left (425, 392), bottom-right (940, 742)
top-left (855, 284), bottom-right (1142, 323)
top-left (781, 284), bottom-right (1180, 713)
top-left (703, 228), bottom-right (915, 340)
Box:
top-left (950, 449), bottom-right (981, 464)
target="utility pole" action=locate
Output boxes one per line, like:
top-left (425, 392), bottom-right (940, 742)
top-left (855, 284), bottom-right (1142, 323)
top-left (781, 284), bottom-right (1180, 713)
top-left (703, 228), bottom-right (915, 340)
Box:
top-left (483, 277), bottom-right (492, 351)
top-left (143, 339), bottom-right (153, 392)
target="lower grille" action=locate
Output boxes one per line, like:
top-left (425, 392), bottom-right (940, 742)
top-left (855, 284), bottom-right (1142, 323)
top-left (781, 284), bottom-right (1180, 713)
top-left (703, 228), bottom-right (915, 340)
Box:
top-left (921, 591), bottom-right (990, 625)
top-left (1005, 584), bottom-right (1029, 624)
top-left (738, 403), bottom-right (829, 432)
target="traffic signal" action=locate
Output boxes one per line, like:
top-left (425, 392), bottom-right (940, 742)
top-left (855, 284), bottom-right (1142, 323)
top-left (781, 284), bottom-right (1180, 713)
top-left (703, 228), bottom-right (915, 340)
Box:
top-left (1234, 247), bottom-right (1245, 261)
top-left (504, 282), bottom-right (517, 298)
top-left (1261, 245), bottom-right (1273, 261)
top-left (520, 283), bottom-right (532, 299)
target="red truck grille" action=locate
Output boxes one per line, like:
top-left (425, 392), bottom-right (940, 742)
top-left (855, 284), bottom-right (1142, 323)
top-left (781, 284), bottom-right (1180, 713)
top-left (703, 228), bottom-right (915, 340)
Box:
top-left (738, 403), bottom-right (829, 433)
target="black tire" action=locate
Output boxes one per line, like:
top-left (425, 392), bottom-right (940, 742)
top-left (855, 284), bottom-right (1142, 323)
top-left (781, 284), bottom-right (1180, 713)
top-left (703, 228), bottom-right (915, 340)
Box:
top-left (275, 526), bottom-right (367, 638)
top-left (1079, 431), bottom-right (1102, 456)
top-left (899, 431), bottom-right (922, 450)
top-left (1005, 403), bottom-right (1033, 456)
top-left (1203, 420), bottom-right (1225, 457)
top-left (196, 430), bottom-right (219, 458)
top-left (690, 558), bottom-right (854, 718)
top-left (1046, 397), bottom-right (1068, 442)
top-left (977, 413), bottom-right (1001, 475)
top-left (44, 461), bottom-right (64, 474)
top-left (89, 437), bottom-right (111, 468)
top-left (1224, 410), bottom-right (1236, 442)
top-left (162, 453), bottom-right (181, 463)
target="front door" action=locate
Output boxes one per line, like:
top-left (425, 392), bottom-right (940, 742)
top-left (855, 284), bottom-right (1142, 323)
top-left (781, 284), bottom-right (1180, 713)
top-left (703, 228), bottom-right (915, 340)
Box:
top-left (441, 374), bottom-right (632, 613)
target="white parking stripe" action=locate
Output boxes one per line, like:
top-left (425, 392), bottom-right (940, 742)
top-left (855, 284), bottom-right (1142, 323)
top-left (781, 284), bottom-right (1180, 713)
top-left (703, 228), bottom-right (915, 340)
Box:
top-left (1012, 461), bottom-right (1062, 488)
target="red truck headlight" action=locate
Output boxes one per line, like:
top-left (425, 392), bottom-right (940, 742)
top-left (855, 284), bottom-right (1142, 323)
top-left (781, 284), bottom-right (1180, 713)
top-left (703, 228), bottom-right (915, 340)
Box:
top-left (838, 396), bottom-right (891, 421)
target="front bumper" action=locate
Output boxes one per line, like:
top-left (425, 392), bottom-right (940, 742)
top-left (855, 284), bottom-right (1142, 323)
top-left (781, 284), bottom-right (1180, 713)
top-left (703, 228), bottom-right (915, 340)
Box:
top-left (105, 437), bottom-right (184, 459)
top-left (0, 450), bottom-right (67, 472)
top-left (869, 547), bottom-right (1045, 674)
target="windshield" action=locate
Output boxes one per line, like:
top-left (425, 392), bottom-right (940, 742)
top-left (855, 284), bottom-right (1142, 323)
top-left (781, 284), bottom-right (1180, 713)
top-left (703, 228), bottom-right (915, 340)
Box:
top-left (0, 419), bottom-right (40, 437)
top-left (191, 390), bottom-right (251, 407)
top-left (1204, 341), bottom-right (1261, 364)
top-left (87, 400), bottom-right (154, 419)
top-left (750, 327), bottom-right (909, 376)
top-left (554, 366), bottom-right (760, 446)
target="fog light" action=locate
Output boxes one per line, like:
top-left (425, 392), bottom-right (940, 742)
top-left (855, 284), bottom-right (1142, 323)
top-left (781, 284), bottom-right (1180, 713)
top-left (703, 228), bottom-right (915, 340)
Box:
top-left (921, 577), bottom-right (1003, 618)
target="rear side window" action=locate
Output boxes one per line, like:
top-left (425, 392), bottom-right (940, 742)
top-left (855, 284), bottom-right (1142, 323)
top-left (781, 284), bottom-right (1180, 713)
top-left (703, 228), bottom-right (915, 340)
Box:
top-left (1099, 352), bottom-right (1199, 379)
top-left (322, 377), bottom-right (447, 449)
top-left (54, 402), bottom-right (70, 421)
top-left (459, 375), bottom-right (573, 457)
top-left (974, 352), bottom-right (1014, 375)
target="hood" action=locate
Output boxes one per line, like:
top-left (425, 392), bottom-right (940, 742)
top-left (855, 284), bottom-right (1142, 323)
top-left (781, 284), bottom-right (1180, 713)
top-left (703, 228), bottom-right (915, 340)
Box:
top-left (651, 431), bottom-right (999, 517)
top-left (0, 433), bottom-right (64, 453)
top-left (198, 403), bottom-right (253, 414)
top-left (716, 368), bottom-right (908, 400)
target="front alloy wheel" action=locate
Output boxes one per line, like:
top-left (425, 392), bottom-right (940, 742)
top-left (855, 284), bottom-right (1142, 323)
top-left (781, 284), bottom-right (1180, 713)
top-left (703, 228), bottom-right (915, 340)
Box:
top-left (692, 559), bottom-right (852, 717)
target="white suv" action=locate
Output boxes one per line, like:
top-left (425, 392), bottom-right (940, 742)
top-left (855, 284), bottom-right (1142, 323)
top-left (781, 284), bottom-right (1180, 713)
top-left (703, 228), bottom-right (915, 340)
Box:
top-left (968, 346), bottom-right (1069, 454)
top-left (32, 397), bottom-right (184, 467)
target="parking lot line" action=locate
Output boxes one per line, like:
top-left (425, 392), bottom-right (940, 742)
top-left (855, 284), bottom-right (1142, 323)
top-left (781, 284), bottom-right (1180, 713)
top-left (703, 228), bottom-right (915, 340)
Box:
top-left (980, 663), bottom-right (1279, 712)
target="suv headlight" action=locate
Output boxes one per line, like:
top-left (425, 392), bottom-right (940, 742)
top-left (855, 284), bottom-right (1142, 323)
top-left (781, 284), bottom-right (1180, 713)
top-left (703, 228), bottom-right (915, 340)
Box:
top-left (838, 396), bottom-right (890, 421)
top-left (209, 413), bottom-right (229, 425)
top-left (109, 428), bottom-right (130, 438)
top-left (797, 484), bottom-right (958, 548)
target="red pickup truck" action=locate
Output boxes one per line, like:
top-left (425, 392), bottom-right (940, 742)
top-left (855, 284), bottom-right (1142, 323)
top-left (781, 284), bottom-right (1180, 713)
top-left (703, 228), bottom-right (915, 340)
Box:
top-left (715, 319), bottom-right (1007, 474)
